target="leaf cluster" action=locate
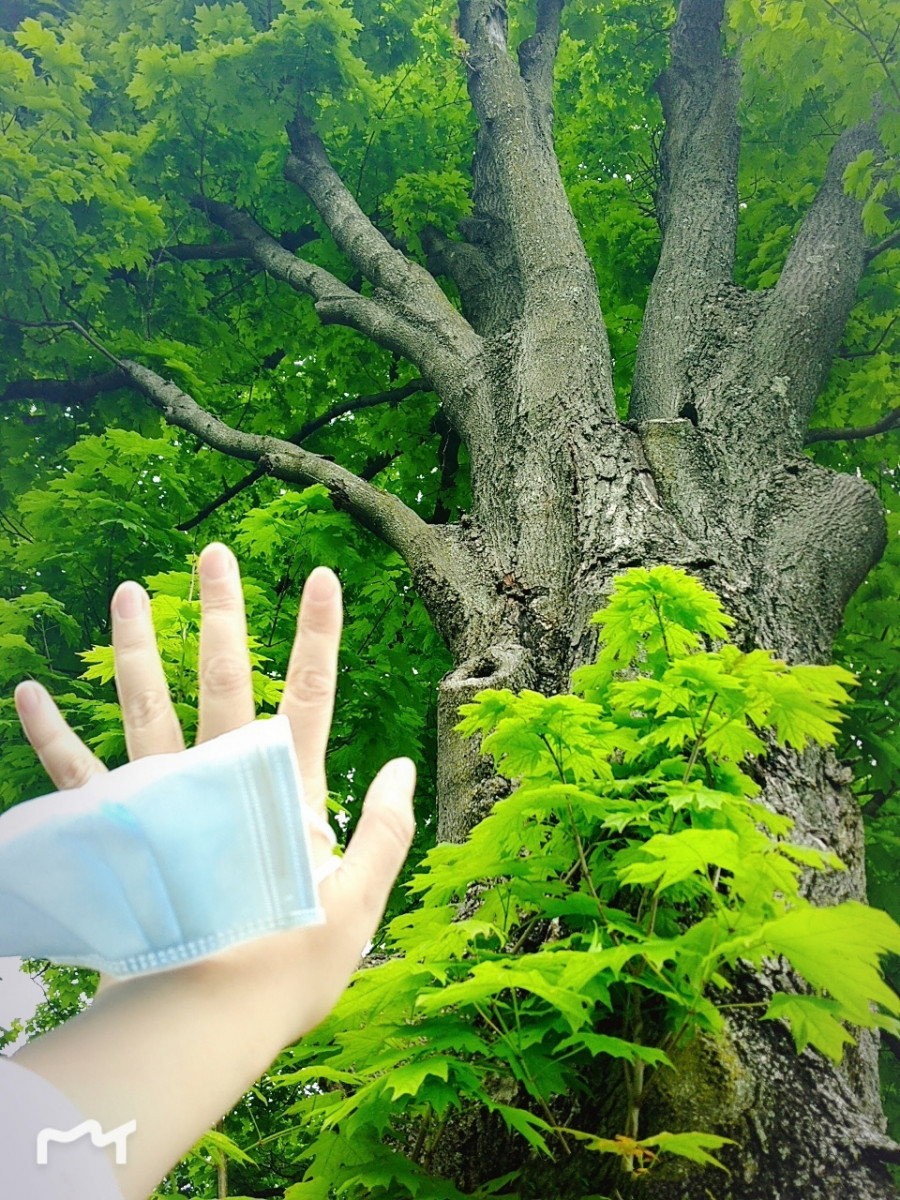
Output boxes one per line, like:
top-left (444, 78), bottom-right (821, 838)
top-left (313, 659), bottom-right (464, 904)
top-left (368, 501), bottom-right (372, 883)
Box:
top-left (253, 567), bottom-right (900, 1198)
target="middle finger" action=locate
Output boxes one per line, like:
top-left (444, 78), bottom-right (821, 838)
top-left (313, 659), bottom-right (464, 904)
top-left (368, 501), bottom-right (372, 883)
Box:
top-left (196, 542), bottom-right (255, 743)
top-left (278, 566), bottom-right (342, 817)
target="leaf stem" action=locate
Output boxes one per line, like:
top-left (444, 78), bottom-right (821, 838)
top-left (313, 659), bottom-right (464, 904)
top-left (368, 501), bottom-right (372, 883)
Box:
top-left (650, 595), bottom-right (671, 662)
top-left (411, 1106), bottom-right (433, 1164)
top-left (475, 1002), bottom-right (571, 1155)
top-left (682, 693), bottom-right (718, 786)
top-left (422, 1108), bottom-right (451, 1172)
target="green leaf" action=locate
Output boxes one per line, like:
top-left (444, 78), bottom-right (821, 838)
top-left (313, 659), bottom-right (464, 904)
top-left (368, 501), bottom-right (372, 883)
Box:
top-left (617, 829), bottom-right (742, 891)
top-left (192, 1126), bottom-right (257, 1165)
top-left (386, 1056), bottom-right (453, 1100)
top-left (763, 993), bottom-right (857, 1062)
top-left (486, 1104), bottom-right (554, 1155)
top-left (641, 1129), bottom-right (735, 1169)
top-left (758, 902), bottom-right (900, 1025)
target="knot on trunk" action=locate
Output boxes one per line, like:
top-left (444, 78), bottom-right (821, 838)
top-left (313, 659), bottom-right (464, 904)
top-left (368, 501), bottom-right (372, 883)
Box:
top-left (436, 641), bottom-right (531, 843)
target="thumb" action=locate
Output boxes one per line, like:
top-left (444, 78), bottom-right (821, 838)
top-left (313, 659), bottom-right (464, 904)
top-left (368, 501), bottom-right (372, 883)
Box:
top-left (335, 757), bottom-right (416, 944)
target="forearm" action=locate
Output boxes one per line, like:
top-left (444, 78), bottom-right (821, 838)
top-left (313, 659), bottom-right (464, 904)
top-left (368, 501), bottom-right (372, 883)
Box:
top-left (13, 949), bottom-right (297, 1200)
top-left (8, 769), bottom-right (410, 1200)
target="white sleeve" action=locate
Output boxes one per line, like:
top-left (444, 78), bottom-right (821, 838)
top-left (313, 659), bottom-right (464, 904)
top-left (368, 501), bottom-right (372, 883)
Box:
top-left (0, 1057), bottom-right (125, 1199)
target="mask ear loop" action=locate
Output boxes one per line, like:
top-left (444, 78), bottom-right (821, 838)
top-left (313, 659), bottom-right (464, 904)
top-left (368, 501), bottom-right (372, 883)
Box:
top-left (305, 807), bottom-right (343, 883)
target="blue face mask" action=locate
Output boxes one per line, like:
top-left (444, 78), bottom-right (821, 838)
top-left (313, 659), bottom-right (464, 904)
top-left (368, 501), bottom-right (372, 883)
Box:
top-left (0, 716), bottom-right (336, 977)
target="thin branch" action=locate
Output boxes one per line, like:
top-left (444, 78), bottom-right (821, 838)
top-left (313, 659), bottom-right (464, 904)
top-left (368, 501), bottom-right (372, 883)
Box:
top-left (287, 376), bottom-right (426, 444)
top-left (0, 315), bottom-right (123, 366)
top-left (805, 405), bottom-right (900, 444)
top-left (1, 369), bottom-right (126, 406)
top-left (0, 508), bottom-right (34, 544)
top-left (177, 464), bottom-right (266, 531)
top-left (838, 315), bottom-right (898, 358)
top-left (353, 64), bottom-right (418, 201)
top-left (193, 197), bottom-right (482, 411)
top-left (867, 227), bottom-right (900, 262)
top-left (820, 0), bottom-right (900, 109)
top-left (177, 378), bottom-right (427, 530)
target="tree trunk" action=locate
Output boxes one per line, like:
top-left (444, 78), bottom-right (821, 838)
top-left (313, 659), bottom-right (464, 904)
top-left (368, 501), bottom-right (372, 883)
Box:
top-left (423, 410), bottom-right (896, 1196)
top-left (415, 1), bottom-right (897, 1188)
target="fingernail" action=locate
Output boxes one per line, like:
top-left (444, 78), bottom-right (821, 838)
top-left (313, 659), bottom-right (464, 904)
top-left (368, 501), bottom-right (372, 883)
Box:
top-left (306, 567), bottom-right (337, 604)
top-left (200, 544), bottom-right (233, 581)
top-left (114, 582), bottom-right (146, 619)
top-left (15, 682), bottom-right (43, 716)
top-left (390, 758), bottom-right (416, 792)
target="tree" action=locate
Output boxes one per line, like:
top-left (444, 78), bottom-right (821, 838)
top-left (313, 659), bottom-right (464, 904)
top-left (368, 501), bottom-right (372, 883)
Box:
top-left (1, 0), bottom-right (899, 1197)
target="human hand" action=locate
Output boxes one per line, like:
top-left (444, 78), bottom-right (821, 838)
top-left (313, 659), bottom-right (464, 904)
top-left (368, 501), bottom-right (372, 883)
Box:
top-left (13, 543), bottom-right (416, 1043)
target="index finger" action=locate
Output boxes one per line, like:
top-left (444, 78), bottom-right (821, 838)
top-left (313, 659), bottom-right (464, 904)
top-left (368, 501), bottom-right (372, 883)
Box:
top-left (278, 567), bottom-right (342, 817)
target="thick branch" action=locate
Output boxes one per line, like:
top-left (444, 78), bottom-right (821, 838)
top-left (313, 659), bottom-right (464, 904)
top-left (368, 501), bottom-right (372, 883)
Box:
top-left (428, 409), bottom-right (462, 524)
top-left (655, 0), bottom-right (739, 272)
top-left (359, 449), bottom-right (402, 481)
top-left (457, 0), bottom-right (615, 412)
top-left (1, 370), bottom-right (126, 407)
top-left (421, 225), bottom-right (495, 325)
top-left (194, 197), bottom-right (483, 429)
top-left (118, 359), bottom-right (489, 640)
top-left (806, 404), bottom-right (900, 444)
top-left (517, 0), bottom-right (565, 133)
top-left (178, 378), bottom-right (427, 530)
top-left (631, 0), bottom-right (740, 421)
top-left (761, 122), bottom-right (877, 434)
top-left (193, 197), bottom-right (379, 315)
top-left (284, 114), bottom-right (476, 345)
top-left (109, 232), bottom-right (316, 290)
